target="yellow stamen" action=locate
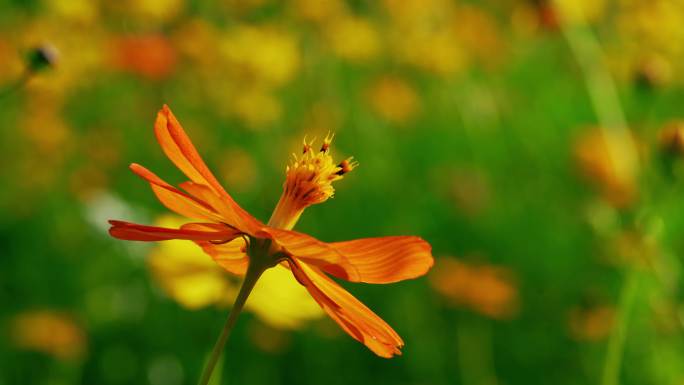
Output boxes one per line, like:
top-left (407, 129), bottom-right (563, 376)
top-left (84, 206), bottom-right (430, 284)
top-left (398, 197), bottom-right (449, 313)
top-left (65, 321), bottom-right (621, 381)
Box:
top-left (268, 135), bottom-right (357, 230)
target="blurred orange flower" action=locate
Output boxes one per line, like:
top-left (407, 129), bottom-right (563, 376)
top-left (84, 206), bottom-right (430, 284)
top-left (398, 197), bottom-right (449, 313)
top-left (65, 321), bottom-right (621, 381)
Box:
top-left (574, 128), bottom-right (640, 208)
top-left (109, 105), bottom-right (434, 357)
top-left (429, 257), bottom-right (518, 320)
top-left (659, 120), bottom-right (684, 156)
top-left (366, 75), bottom-right (420, 124)
top-left (568, 305), bottom-right (614, 341)
top-left (11, 310), bottom-right (87, 360)
top-left (109, 35), bottom-right (177, 80)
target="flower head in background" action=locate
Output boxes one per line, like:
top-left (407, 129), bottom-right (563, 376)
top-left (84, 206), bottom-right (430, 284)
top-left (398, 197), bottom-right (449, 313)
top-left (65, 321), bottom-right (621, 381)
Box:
top-left (429, 257), bottom-right (518, 320)
top-left (148, 214), bottom-right (323, 329)
top-left (11, 310), bottom-right (87, 360)
top-left (109, 105), bottom-right (434, 357)
top-left (574, 128), bottom-right (640, 208)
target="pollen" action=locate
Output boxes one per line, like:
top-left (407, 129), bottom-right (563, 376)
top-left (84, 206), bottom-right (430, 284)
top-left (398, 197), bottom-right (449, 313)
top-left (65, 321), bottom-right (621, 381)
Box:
top-left (284, 134), bottom-right (357, 209)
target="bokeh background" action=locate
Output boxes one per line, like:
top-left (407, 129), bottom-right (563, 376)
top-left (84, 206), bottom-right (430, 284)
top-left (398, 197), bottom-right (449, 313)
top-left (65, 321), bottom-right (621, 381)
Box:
top-left (2, 0), bottom-right (684, 384)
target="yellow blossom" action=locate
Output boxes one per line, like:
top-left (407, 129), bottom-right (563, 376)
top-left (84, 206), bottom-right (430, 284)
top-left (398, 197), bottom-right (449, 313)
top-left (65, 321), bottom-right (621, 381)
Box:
top-left (231, 87), bottom-right (282, 128)
top-left (148, 215), bottom-right (323, 329)
top-left (366, 75), bottom-right (420, 124)
top-left (325, 16), bottom-right (381, 63)
top-left (292, 0), bottom-right (347, 24)
top-left (554, 0), bottom-right (606, 24)
top-left (220, 25), bottom-right (300, 87)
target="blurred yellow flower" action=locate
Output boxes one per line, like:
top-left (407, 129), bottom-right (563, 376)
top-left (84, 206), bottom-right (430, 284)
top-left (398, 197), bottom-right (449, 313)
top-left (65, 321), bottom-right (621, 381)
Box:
top-left (300, 101), bottom-right (343, 135)
top-left (389, 22), bottom-right (465, 76)
top-left (429, 257), bottom-right (518, 320)
top-left (220, 25), bottom-right (300, 87)
top-left (148, 215), bottom-right (323, 329)
top-left (553, 0), bottom-right (606, 24)
top-left (218, 148), bottom-right (258, 194)
top-left (366, 75), bottom-right (420, 124)
top-left (325, 16), bottom-right (381, 63)
top-left (172, 20), bottom-right (220, 68)
top-left (115, 0), bottom-right (184, 24)
top-left (292, 0), bottom-right (347, 24)
top-left (231, 87), bottom-right (282, 128)
top-left (382, 0), bottom-right (453, 26)
top-left (11, 310), bottom-right (87, 360)
top-left (613, 0), bottom-right (684, 86)
top-left (45, 0), bottom-right (99, 24)
top-left (20, 20), bottom-right (105, 98)
top-left (0, 38), bottom-right (23, 83)
top-left (452, 5), bottom-right (505, 70)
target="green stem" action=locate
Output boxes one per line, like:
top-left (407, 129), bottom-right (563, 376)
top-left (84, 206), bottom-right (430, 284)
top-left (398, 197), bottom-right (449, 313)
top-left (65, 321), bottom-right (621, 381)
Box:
top-left (552, 1), bottom-right (639, 186)
top-left (456, 314), bottom-right (498, 385)
top-left (197, 262), bottom-right (265, 385)
top-left (601, 269), bottom-right (639, 385)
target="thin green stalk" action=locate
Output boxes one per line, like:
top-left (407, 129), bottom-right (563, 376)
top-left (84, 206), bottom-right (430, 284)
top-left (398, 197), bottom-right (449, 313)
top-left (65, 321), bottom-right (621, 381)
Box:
top-left (456, 315), bottom-right (498, 385)
top-left (197, 262), bottom-right (265, 385)
top-left (601, 269), bottom-right (639, 385)
top-left (552, 2), bottom-right (639, 185)
top-left (551, 4), bottom-right (641, 385)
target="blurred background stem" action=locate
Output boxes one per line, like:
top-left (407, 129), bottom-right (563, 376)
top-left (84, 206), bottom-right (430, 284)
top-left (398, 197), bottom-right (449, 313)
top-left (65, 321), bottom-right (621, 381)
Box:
top-left (552, 3), bottom-right (641, 385)
top-left (456, 314), bottom-right (498, 385)
top-left (600, 269), bottom-right (639, 385)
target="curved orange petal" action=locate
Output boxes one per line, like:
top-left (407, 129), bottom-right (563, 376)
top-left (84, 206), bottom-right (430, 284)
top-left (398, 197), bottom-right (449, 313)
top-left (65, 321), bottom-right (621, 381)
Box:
top-left (154, 106), bottom-right (263, 234)
top-left (108, 220), bottom-right (240, 242)
top-left (154, 105), bottom-right (227, 196)
top-left (289, 259), bottom-right (404, 358)
top-left (130, 163), bottom-right (222, 222)
top-left (182, 223), bottom-right (249, 275)
top-left (260, 227), bottom-right (360, 281)
top-left (323, 236), bottom-right (434, 283)
top-left (179, 182), bottom-right (263, 235)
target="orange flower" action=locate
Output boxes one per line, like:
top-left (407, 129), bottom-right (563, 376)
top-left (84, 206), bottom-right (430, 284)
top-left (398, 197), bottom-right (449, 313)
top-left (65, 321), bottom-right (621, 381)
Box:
top-left (429, 257), bottom-right (518, 320)
top-left (109, 105), bottom-right (434, 358)
top-left (109, 35), bottom-right (177, 80)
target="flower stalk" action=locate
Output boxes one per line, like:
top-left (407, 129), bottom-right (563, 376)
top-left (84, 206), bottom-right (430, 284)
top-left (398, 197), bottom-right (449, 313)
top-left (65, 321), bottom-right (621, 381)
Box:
top-left (197, 256), bottom-right (266, 385)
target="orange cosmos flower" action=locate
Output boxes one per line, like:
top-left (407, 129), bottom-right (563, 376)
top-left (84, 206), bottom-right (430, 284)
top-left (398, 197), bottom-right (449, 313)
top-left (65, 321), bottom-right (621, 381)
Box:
top-left (109, 105), bottom-right (434, 358)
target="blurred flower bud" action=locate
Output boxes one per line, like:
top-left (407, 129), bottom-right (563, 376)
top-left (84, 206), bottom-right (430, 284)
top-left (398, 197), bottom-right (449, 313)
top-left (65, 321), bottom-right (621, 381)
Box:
top-left (26, 44), bottom-right (59, 73)
top-left (574, 128), bottom-right (640, 208)
top-left (658, 120), bottom-right (684, 155)
top-left (429, 257), bottom-right (519, 320)
top-left (635, 55), bottom-right (672, 89)
top-left (657, 120), bottom-right (684, 178)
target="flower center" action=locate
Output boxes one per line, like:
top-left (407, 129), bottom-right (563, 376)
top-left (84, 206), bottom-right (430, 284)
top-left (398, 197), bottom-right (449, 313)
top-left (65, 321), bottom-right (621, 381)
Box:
top-left (267, 134), bottom-right (357, 230)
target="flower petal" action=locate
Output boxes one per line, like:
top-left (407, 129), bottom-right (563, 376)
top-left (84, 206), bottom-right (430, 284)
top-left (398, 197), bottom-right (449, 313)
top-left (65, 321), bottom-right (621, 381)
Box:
top-left (288, 259), bottom-right (404, 358)
top-left (262, 228), bottom-right (433, 284)
top-left (260, 227), bottom-right (360, 281)
top-left (180, 182), bottom-right (263, 235)
top-left (108, 220), bottom-right (240, 242)
top-left (323, 236), bottom-right (434, 283)
top-left (182, 223), bottom-right (249, 275)
top-left (154, 105), bottom-right (227, 196)
top-left (130, 163), bottom-right (222, 221)
top-left (154, 106), bottom-right (264, 234)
